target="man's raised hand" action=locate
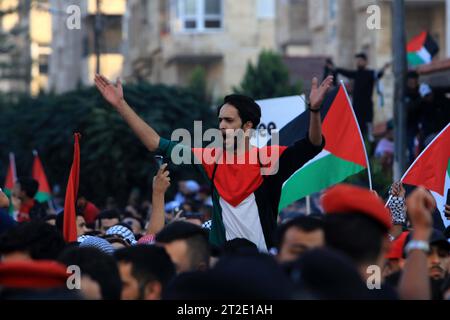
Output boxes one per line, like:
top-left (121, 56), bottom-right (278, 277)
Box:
top-left (309, 75), bottom-right (334, 110)
top-left (94, 74), bottom-right (124, 109)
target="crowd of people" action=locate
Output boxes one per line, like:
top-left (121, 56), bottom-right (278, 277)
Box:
top-left (0, 64), bottom-right (449, 300)
top-left (0, 175), bottom-right (449, 300)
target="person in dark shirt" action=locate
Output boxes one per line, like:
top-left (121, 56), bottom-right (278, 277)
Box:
top-left (327, 53), bottom-right (390, 137)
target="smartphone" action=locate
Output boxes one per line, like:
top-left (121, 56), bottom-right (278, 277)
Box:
top-left (154, 155), bottom-right (164, 169)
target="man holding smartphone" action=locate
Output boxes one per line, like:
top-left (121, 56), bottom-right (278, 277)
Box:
top-left (95, 74), bottom-right (333, 252)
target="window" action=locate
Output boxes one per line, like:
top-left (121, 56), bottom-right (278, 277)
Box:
top-left (174, 0), bottom-right (223, 32)
top-left (329, 0), bottom-right (337, 20)
top-left (257, 0), bottom-right (275, 19)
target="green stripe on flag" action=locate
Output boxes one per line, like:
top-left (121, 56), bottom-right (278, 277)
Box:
top-left (407, 52), bottom-right (425, 66)
top-left (278, 153), bottom-right (365, 211)
top-left (35, 191), bottom-right (51, 203)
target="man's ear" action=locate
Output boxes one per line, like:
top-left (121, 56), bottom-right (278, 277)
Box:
top-left (144, 281), bottom-right (162, 300)
top-left (243, 121), bottom-right (254, 133)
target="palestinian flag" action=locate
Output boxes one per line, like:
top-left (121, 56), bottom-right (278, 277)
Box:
top-left (407, 31), bottom-right (439, 67)
top-left (273, 85), bottom-right (369, 210)
top-left (402, 123), bottom-right (450, 228)
top-left (32, 150), bottom-right (52, 203)
top-left (3, 153), bottom-right (17, 215)
top-left (63, 133), bottom-right (81, 243)
top-left (3, 153), bottom-right (17, 197)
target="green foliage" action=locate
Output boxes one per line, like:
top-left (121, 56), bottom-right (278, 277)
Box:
top-left (188, 66), bottom-right (208, 103)
top-left (233, 50), bottom-right (301, 100)
top-left (0, 82), bottom-right (215, 206)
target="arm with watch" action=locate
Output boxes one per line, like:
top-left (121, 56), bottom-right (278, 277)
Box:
top-left (398, 187), bottom-right (435, 300)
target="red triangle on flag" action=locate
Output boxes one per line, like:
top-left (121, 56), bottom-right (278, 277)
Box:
top-left (4, 153), bottom-right (17, 191)
top-left (402, 124), bottom-right (450, 196)
top-left (322, 86), bottom-right (367, 168)
top-left (32, 151), bottom-right (51, 194)
top-left (407, 31), bottom-right (427, 53)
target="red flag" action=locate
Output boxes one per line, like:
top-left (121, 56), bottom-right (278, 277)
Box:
top-left (4, 153), bottom-right (17, 192)
top-left (63, 133), bottom-right (81, 242)
top-left (32, 151), bottom-right (52, 202)
top-left (402, 124), bottom-right (450, 196)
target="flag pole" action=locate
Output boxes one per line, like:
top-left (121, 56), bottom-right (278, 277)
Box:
top-left (340, 81), bottom-right (373, 190)
top-left (306, 196), bottom-right (311, 215)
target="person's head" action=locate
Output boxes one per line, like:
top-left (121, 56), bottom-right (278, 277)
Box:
top-left (407, 70), bottom-right (419, 90)
top-left (114, 245), bottom-right (175, 300)
top-left (105, 224), bottom-right (137, 248)
top-left (275, 216), bottom-right (325, 263)
top-left (95, 210), bottom-right (121, 234)
top-left (217, 94), bottom-right (261, 150)
top-left (0, 221), bottom-right (66, 262)
top-left (355, 52), bottom-right (368, 69)
top-left (322, 184), bottom-right (392, 275)
top-left (55, 211), bottom-right (88, 237)
top-left (155, 222), bottom-right (210, 273)
top-left (58, 247), bottom-right (122, 300)
top-left (404, 229), bottom-right (450, 280)
top-left (289, 248), bottom-right (371, 300)
top-left (122, 216), bottom-right (144, 235)
top-left (13, 178), bottom-right (39, 201)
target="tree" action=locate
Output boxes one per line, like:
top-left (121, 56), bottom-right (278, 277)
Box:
top-left (0, 82), bottom-right (216, 206)
top-left (234, 50), bottom-right (301, 100)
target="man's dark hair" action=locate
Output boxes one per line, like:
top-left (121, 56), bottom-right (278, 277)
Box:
top-left (220, 238), bottom-right (259, 256)
top-left (156, 222), bottom-right (210, 271)
top-left (58, 247), bottom-right (122, 300)
top-left (355, 52), bottom-right (368, 61)
top-left (114, 246), bottom-right (175, 294)
top-left (218, 94), bottom-right (262, 128)
top-left (324, 213), bottom-right (386, 266)
top-left (275, 216), bottom-right (324, 250)
top-left (55, 211), bottom-right (83, 235)
top-left (0, 221), bottom-right (66, 260)
top-left (95, 209), bottom-right (121, 229)
top-left (17, 177), bottom-right (39, 199)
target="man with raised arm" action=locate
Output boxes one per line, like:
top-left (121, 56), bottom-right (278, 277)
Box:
top-left (95, 74), bottom-right (333, 252)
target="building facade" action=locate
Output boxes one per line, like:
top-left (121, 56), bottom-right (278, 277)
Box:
top-left (123, 0), bottom-right (278, 100)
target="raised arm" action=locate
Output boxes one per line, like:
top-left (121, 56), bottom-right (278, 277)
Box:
top-left (94, 74), bottom-right (160, 152)
top-left (146, 164), bottom-right (171, 235)
top-left (308, 76), bottom-right (334, 146)
top-left (398, 187), bottom-right (435, 300)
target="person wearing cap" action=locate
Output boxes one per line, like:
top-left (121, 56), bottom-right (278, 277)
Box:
top-left (322, 184), bottom-right (439, 299)
top-left (95, 73), bottom-right (334, 252)
top-left (326, 53), bottom-right (390, 137)
top-left (403, 229), bottom-right (450, 281)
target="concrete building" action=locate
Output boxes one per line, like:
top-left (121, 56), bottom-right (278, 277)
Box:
top-left (306, 0), bottom-right (448, 123)
top-left (0, 0), bottom-right (51, 95)
top-left (49, 0), bottom-right (125, 94)
top-left (123, 0), bottom-right (278, 100)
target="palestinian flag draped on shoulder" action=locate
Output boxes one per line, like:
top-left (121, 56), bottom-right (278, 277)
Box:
top-left (254, 84), bottom-right (369, 211)
top-left (401, 124), bottom-right (450, 229)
